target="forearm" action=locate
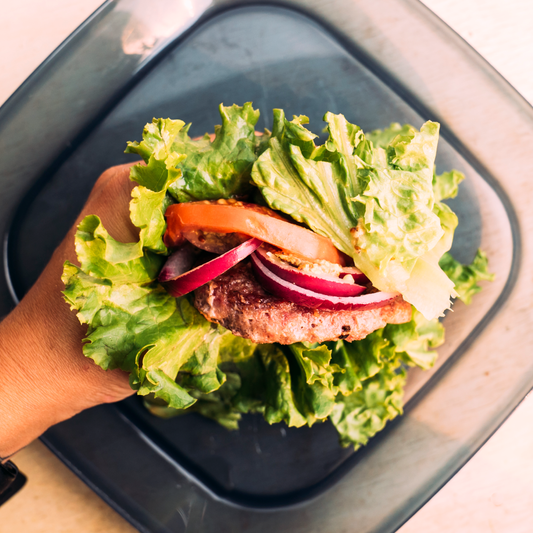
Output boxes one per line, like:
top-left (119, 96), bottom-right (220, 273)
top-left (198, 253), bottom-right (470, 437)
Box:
top-left (0, 243), bottom-right (130, 457)
top-left (0, 279), bottom-right (80, 455)
top-left (0, 303), bottom-right (84, 457)
top-left (0, 164), bottom-right (137, 457)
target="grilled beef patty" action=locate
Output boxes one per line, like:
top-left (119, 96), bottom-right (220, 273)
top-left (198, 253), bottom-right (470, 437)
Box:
top-left (194, 262), bottom-right (412, 344)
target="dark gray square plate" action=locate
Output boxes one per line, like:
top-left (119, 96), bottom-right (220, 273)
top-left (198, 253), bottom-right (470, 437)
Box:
top-left (0, 2), bottom-right (531, 532)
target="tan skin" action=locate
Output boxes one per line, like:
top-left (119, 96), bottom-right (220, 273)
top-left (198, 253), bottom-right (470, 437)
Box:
top-left (0, 163), bottom-right (139, 458)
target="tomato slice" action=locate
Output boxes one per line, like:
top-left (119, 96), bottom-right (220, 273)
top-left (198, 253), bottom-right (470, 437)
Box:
top-left (164, 200), bottom-right (346, 265)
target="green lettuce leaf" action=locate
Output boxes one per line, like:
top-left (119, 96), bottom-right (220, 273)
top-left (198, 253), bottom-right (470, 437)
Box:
top-left (252, 112), bottom-right (458, 319)
top-left (127, 103), bottom-right (261, 203)
top-left (65, 105), bottom-right (270, 404)
top-left (145, 372), bottom-right (245, 430)
top-left (352, 122), bottom-right (443, 265)
top-left (251, 110), bottom-right (360, 256)
top-left (433, 169), bottom-right (465, 202)
top-left (366, 122), bottom-right (412, 149)
top-left (73, 215), bottom-right (162, 282)
top-left (64, 255), bottom-right (220, 408)
top-left (126, 118), bottom-right (186, 191)
top-left (330, 360), bottom-right (406, 449)
top-left (124, 117), bottom-right (190, 254)
top-left (439, 249), bottom-right (495, 304)
top-left (327, 302), bottom-right (445, 448)
top-left (259, 345), bottom-right (308, 428)
top-left (129, 186), bottom-right (175, 254)
top-left (286, 343), bottom-right (337, 424)
top-left (329, 330), bottom-right (395, 395)
top-left (384, 308), bottom-right (444, 370)
top-left (289, 342), bottom-right (341, 388)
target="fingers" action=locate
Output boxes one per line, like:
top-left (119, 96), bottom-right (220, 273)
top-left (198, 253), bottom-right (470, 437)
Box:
top-left (58, 162), bottom-right (141, 267)
top-left (82, 162), bottom-right (140, 243)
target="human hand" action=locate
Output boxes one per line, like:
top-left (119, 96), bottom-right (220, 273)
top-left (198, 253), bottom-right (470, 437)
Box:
top-left (0, 163), bottom-right (139, 458)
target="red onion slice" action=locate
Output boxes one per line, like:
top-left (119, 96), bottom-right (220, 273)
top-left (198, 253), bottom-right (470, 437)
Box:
top-left (158, 243), bottom-right (199, 282)
top-left (339, 266), bottom-right (368, 284)
top-left (251, 253), bottom-right (398, 311)
top-left (162, 238), bottom-right (263, 297)
top-left (254, 247), bottom-right (366, 297)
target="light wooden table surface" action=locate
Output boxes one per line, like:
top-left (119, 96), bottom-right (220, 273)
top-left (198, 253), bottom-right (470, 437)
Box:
top-left (2, 1), bottom-right (533, 532)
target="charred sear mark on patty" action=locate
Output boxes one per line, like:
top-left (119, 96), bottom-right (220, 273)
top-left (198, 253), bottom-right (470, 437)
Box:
top-left (194, 262), bottom-right (412, 345)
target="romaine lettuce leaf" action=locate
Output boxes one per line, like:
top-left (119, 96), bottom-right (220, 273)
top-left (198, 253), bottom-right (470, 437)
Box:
top-left (433, 169), bottom-right (465, 202)
top-left (385, 308), bottom-right (444, 370)
top-left (330, 360), bottom-right (406, 449)
top-left (63, 244), bottom-right (229, 409)
top-left (127, 103), bottom-right (261, 203)
top-left (259, 345), bottom-right (308, 428)
top-left (129, 186), bottom-right (175, 254)
top-left (289, 342), bottom-right (341, 389)
top-left (366, 122), bottom-right (412, 149)
top-left (329, 330), bottom-right (395, 395)
top-left (439, 249), bottom-right (495, 304)
top-left (251, 110), bottom-right (360, 256)
top-left (126, 118), bottom-right (186, 192)
top-left (252, 112), bottom-right (459, 319)
top-left (124, 118), bottom-right (188, 254)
